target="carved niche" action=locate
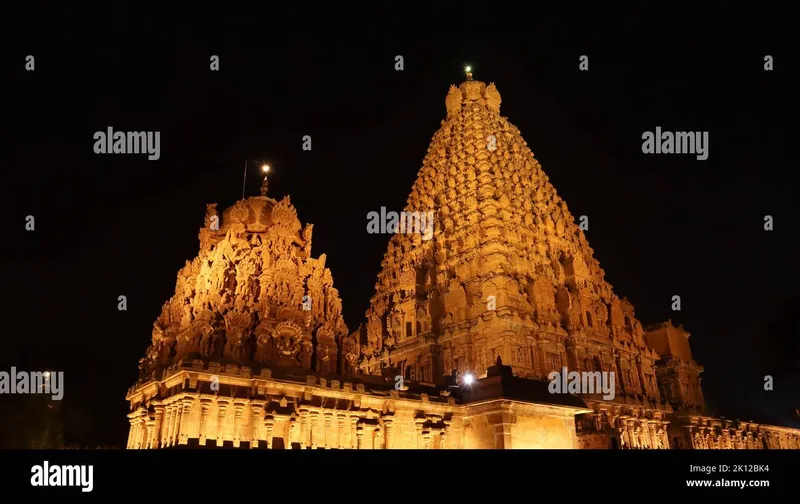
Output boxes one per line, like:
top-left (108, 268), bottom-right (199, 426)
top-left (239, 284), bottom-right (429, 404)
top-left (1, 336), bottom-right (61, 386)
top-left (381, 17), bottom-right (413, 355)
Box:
top-left (314, 323), bottom-right (337, 374)
top-left (272, 319), bottom-right (309, 367)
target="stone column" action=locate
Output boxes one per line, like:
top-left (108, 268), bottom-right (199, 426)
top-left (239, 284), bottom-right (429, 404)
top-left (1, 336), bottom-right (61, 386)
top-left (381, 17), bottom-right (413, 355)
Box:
top-left (169, 403), bottom-right (181, 447)
top-left (414, 418), bottom-right (425, 449)
top-left (178, 399), bottom-right (193, 445)
top-left (145, 420), bottom-right (155, 449)
top-left (383, 418), bottom-right (393, 449)
top-left (337, 414), bottom-right (346, 448)
top-left (310, 411), bottom-right (320, 449)
top-left (356, 424), bottom-right (364, 449)
top-left (151, 406), bottom-right (165, 449)
top-left (162, 405), bottom-right (173, 447)
top-left (289, 418), bottom-right (298, 447)
top-left (126, 414), bottom-right (137, 449)
top-left (642, 422), bottom-right (653, 449)
top-left (172, 402), bottom-right (185, 446)
top-left (136, 407), bottom-right (147, 450)
top-left (489, 412), bottom-right (515, 449)
top-left (249, 402), bottom-right (264, 448)
top-left (265, 417), bottom-right (275, 449)
top-left (233, 402), bottom-right (244, 447)
top-left (756, 433), bottom-right (765, 450)
top-left (350, 416), bottom-right (359, 449)
top-left (216, 399), bottom-right (229, 444)
top-left (165, 404), bottom-right (176, 447)
top-left (131, 417), bottom-right (140, 449)
top-left (323, 413), bottom-right (333, 448)
top-left (299, 410), bottom-right (309, 449)
top-left (199, 398), bottom-right (212, 446)
top-left (136, 419), bottom-right (144, 449)
top-left (617, 416), bottom-right (630, 449)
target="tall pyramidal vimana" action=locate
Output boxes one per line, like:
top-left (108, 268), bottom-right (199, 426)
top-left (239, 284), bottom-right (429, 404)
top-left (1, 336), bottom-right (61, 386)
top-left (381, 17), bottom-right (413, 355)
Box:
top-left (126, 77), bottom-right (800, 450)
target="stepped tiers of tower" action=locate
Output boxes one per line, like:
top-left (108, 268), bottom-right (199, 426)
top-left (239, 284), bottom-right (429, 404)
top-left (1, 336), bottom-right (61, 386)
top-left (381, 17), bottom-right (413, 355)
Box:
top-left (125, 78), bottom-right (800, 450)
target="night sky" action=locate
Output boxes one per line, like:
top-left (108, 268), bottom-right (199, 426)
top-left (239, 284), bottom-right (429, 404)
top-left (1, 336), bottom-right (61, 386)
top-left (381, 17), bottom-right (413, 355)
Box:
top-left (2, 7), bottom-right (798, 447)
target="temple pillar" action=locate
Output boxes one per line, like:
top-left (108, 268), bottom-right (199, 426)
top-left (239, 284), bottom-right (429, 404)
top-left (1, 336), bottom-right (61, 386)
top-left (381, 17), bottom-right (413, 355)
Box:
top-left (172, 401), bottom-right (184, 446)
top-left (249, 402), bottom-right (264, 448)
top-left (617, 416), bottom-right (630, 449)
top-left (126, 413), bottom-right (137, 449)
top-left (350, 416), bottom-right (359, 448)
top-left (169, 402), bottom-right (181, 447)
top-left (232, 402), bottom-right (245, 447)
top-left (152, 405), bottom-right (165, 449)
top-left (310, 411), bottom-right (320, 449)
top-left (137, 409), bottom-right (148, 449)
top-left (164, 402), bottom-right (178, 446)
top-left (216, 399), bottom-right (230, 443)
top-left (356, 425), bottom-right (364, 449)
top-left (178, 398), bottom-right (193, 445)
top-left (337, 414), bottom-right (346, 448)
top-left (199, 398), bottom-right (212, 446)
top-left (131, 417), bottom-right (140, 449)
top-left (494, 415), bottom-right (514, 449)
top-left (289, 418), bottom-right (298, 447)
top-left (414, 418), bottom-right (425, 449)
top-left (383, 418), bottom-right (393, 449)
top-left (323, 413), bottom-right (333, 448)
top-left (145, 420), bottom-right (155, 449)
top-left (442, 420), bottom-right (452, 449)
top-left (265, 417), bottom-right (275, 449)
top-left (299, 410), bottom-right (309, 449)
top-left (162, 405), bottom-right (174, 447)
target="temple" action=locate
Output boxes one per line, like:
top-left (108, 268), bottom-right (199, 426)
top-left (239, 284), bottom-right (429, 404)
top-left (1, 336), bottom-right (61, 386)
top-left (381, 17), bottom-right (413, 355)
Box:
top-left (125, 75), bottom-right (800, 449)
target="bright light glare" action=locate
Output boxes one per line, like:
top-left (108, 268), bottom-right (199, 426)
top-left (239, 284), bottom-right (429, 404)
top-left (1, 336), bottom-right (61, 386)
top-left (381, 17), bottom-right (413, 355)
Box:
top-left (463, 373), bottom-right (474, 385)
top-left (261, 164), bottom-right (270, 173)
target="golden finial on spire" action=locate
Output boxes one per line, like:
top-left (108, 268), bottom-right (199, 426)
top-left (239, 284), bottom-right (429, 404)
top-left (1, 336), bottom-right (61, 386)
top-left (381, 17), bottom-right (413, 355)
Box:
top-left (465, 65), bottom-right (473, 81)
top-left (260, 164), bottom-right (270, 196)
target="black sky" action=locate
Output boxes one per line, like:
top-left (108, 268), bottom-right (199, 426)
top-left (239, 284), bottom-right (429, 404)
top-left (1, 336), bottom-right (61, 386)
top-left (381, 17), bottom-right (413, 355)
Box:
top-left (1, 6), bottom-right (798, 447)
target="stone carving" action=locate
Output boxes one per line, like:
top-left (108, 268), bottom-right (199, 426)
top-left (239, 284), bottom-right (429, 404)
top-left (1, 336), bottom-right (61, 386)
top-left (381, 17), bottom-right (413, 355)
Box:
top-left (137, 192), bottom-right (348, 377)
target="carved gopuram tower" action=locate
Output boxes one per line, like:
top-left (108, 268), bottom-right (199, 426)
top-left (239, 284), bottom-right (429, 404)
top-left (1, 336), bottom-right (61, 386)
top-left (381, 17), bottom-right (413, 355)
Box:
top-left (125, 182), bottom-right (360, 449)
top-left (353, 75), bottom-right (681, 449)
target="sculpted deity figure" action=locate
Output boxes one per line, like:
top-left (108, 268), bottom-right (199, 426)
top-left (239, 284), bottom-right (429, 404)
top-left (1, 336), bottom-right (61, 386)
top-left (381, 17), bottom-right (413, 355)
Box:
top-left (326, 287), bottom-right (342, 322)
top-left (138, 358), bottom-right (148, 380)
top-left (301, 223), bottom-right (313, 256)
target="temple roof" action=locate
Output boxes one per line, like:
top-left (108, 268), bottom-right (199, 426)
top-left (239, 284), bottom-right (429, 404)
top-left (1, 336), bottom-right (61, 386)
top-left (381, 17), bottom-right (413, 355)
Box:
top-left (137, 187), bottom-right (356, 383)
top-left (358, 77), bottom-right (657, 376)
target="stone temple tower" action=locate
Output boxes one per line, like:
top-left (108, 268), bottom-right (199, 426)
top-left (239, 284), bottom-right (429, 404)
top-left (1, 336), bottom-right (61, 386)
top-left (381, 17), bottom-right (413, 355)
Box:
top-left (357, 77), bottom-right (659, 387)
top-left (350, 75), bottom-right (683, 447)
top-left (125, 183), bottom-right (356, 449)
